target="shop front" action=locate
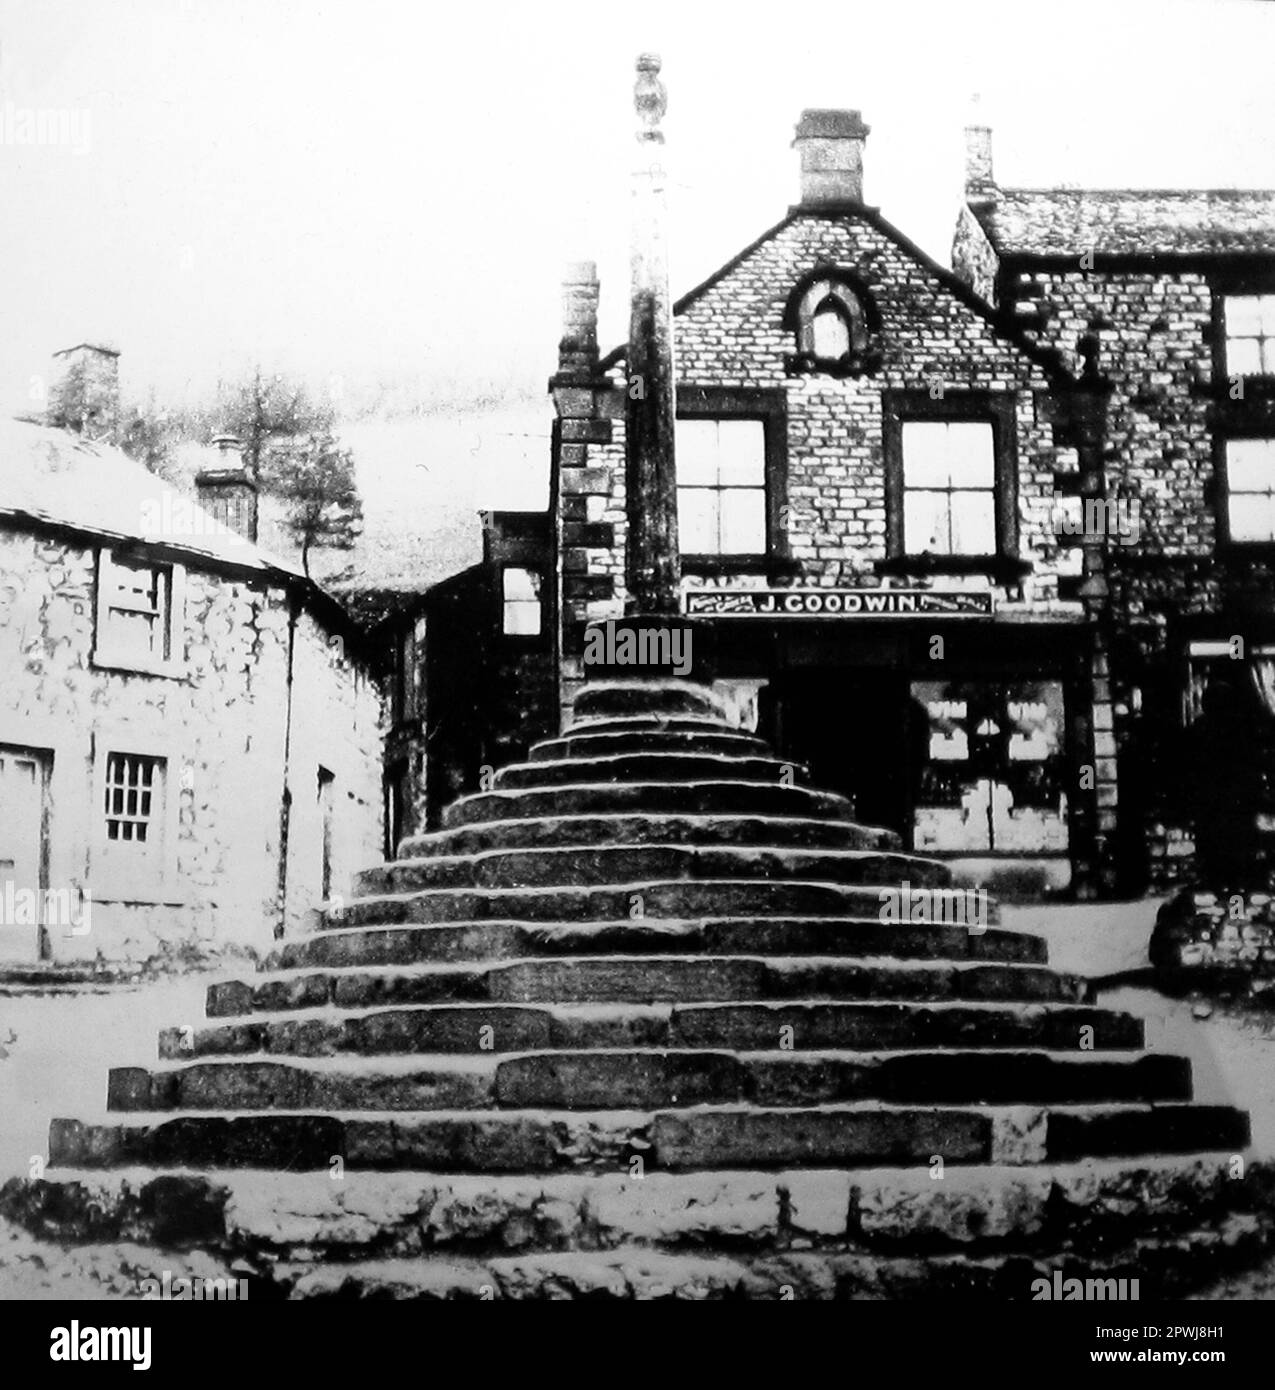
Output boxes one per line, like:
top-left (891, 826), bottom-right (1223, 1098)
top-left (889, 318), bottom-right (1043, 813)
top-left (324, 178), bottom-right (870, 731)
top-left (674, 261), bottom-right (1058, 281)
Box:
top-left (702, 602), bottom-right (1087, 894)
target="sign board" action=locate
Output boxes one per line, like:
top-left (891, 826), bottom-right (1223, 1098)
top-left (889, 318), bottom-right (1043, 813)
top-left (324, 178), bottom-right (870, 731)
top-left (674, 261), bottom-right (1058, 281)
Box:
top-left (682, 588), bottom-right (993, 618)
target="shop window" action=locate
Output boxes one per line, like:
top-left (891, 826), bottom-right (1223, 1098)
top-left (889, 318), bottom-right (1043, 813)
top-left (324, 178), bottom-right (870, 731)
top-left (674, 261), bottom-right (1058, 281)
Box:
top-left (502, 568), bottom-right (542, 636)
top-left (1225, 295), bottom-right (1275, 377)
top-left (676, 419), bottom-right (767, 555)
top-left (93, 549), bottom-right (184, 676)
top-left (1224, 439), bottom-right (1275, 543)
top-left (911, 680), bottom-right (1068, 855)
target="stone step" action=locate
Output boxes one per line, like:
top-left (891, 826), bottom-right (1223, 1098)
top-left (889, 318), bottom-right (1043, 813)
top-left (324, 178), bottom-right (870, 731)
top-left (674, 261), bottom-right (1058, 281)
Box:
top-left (157, 1000), bottom-right (1145, 1061)
top-left (205, 958), bottom-right (1081, 1018)
top-left (266, 918), bottom-right (1049, 972)
top-left (562, 714), bottom-right (733, 737)
top-left (47, 1101), bottom-right (1249, 1173)
top-left (530, 730), bottom-right (771, 762)
top-left (571, 681), bottom-right (731, 724)
top-left (108, 1049), bottom-right (1192, 1114)
top-left (493, 753), bottom-right (812, 790)
top-left (442, 781), bottom-right (857, 828)
top-left (399, 814), bottom-right (902, 860)
top-left (6, 1152), bottom-right (1257, 1274)
top-left (331, 879), bottom-right (971, 928)
top-left (355, 845), bottom-right (953, 896)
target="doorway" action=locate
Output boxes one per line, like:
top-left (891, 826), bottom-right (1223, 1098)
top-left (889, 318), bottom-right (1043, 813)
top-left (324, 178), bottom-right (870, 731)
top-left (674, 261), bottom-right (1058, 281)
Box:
top-left (0, 745), bottom-right (52, 962)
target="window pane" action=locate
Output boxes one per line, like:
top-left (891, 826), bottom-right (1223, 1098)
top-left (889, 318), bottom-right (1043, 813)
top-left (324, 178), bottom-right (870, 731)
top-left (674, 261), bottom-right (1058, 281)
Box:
top-left (502, 567), bottom-right (539, 601)
top-left (714, 420), bottom-right (766, 487)
top-left (503, 600), bottom-right (540, 636)
top-left (904, 490), bottom-right (951, 553)
top-left (1227, 440), bottom-right (1275, 493)
top-left (1229, 493), bottom-right (1275, 543)
top-left (945, 423), bottom-right (995, 488)
top-left (949, 490), bottom-right (997, 555)
top-left (719, 489), bottom-right (766, 554)
top-left (811, 304), bottom-right (851, 359)
top-left (677, 487), bottom-right (719, 552)
top-left (1227, 296), bottom-right (1265, 337)
top-left (675, 420), bottom-right (720, 485)
top-left (1228, 338), bottom-right (1263, 377)
top-left (901, 422), bottom-right (950, 488)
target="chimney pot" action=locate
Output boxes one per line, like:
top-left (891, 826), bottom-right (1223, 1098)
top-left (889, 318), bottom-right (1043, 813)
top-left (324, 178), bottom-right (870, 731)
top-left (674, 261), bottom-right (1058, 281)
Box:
top-left (793, 109), bottom-right (870, 207)
top-left (196, 436), bottom-right (258, 543)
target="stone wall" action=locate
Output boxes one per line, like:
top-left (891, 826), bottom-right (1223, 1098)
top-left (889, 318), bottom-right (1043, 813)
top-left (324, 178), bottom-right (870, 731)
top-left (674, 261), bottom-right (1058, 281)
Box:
top-left (0, 525), bottom-right (384, 966)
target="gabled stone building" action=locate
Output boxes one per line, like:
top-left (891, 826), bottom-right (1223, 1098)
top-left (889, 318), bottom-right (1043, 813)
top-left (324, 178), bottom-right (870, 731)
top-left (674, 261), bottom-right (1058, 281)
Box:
top-left (953, 130), bottom-right (1275, 890)
top-left (550, 111), bottom-right (1115, 896)
top-left (0, 351), bottom-right (385, 966)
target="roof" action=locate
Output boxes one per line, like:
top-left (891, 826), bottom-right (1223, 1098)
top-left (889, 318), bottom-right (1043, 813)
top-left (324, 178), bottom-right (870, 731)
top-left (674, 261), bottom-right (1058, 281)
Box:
top-left (599, 203), bottom-right (1069, 382)
top-left (0, 415), bottom-right (304, 579)
top-left (975, 188), bottom-right (1275, 258)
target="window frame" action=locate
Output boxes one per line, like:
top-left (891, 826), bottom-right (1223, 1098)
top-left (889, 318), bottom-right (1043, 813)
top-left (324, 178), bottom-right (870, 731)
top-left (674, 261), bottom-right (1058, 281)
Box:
top-left (1223, 293), bottom-right (1275, 380)
top-left (500, 565), bottom-right (544, 638)
top-left (676, 386), bottom-right (789, 573)
top-left (1218, 434), bottom-right (1275, 547)
top-left (92, 547), bottom-right (186, 678)
top-left (881, 390), bottom-right (1019, 574)
top-left (90, 726), bottom-right (183, 904)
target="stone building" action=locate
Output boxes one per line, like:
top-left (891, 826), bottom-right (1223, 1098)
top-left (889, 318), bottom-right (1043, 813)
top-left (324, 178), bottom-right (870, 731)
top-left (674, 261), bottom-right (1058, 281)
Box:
top-left (376, 110), bottom-right (1275, 897)
top-left (0, 353), bottom-right (385, 966)
top-left (548, 110), bottom-right (1116, 897)
top-left (953, 129), bottom-right (1275, 890)
top-left (377, 509), bottom-right (554, 842)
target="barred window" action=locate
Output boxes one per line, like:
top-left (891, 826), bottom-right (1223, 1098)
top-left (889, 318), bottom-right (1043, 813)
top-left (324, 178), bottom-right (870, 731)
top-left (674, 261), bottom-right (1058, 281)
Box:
top-left (104, 753), bottom-right (162, 843)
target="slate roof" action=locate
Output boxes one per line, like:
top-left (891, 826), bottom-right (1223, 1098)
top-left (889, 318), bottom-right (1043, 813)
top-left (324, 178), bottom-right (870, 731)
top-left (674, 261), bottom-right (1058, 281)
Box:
top-left (0, 416), bottom-right (305, 577)
top-left (975, 188), bottom-right (1275, 258)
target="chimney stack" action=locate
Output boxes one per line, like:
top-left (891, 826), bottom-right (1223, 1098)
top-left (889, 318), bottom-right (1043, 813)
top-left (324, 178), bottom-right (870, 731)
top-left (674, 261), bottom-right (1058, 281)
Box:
top-left (792, 109), bottom-right (870, 207)
top-left (196, 434), bottom-right (258, 543)
top-left (964, 125), bottom-right (996, 206)
top-left (47, 343), bottom-right (120, 440)
top-left (555, 261), bottom-right (601, 382)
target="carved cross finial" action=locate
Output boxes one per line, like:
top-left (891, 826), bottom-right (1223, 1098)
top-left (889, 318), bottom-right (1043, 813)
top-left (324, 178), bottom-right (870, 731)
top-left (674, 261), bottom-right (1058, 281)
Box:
top-left (634, 53), bottom-right (666, 144)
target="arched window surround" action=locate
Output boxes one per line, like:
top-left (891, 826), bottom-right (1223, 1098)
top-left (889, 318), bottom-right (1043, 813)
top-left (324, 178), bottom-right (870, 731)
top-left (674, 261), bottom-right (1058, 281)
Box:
top-left (782, 267), bottom-right (882, 379)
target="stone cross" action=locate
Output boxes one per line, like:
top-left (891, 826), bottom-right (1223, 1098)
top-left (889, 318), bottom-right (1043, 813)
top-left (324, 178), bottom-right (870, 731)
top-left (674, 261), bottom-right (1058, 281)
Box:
top-left (625, 53), bottom-right (682, 617)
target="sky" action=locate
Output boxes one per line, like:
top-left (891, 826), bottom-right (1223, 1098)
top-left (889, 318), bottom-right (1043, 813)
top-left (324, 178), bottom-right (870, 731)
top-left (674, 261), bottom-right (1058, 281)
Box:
top-left (2, 0), bottom-right (1275, 582)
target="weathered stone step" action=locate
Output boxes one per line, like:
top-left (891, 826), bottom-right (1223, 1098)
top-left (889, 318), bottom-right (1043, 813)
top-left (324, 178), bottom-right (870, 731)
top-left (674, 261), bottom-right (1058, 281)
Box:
top-left (14, 1150), bottom-right (1256, 1278)
top-left (571, 680), bottom-right (731, 724)
top-left (267, 917), bottom-right (1048, 973)
top-left (355, 845), bottom-right (952, 896)
top-left (442, 781), bottom-right (856, 828)
top-left (493, 753), bottom-right (812, 790)
top-left (48, 1101), bottom-right (1248, 1173)
top-left (108, 1049), bottom-right (1192, 1115)
top-left (399, 813), bottom-right (901, 860)
top-left (331, 879), bottom-right (966, 929)
top-left (157, 1000), bottom-right (1144, 1061)
top-left (206, 958), bottom-right (1080, 1018)
top-left (530, 730), bottom-right (771, 762)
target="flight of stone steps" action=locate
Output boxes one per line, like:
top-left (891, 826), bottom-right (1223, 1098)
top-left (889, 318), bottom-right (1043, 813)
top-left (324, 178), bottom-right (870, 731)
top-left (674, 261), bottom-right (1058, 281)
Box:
top-left (3, 679), bottom-right (1268, 1299)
